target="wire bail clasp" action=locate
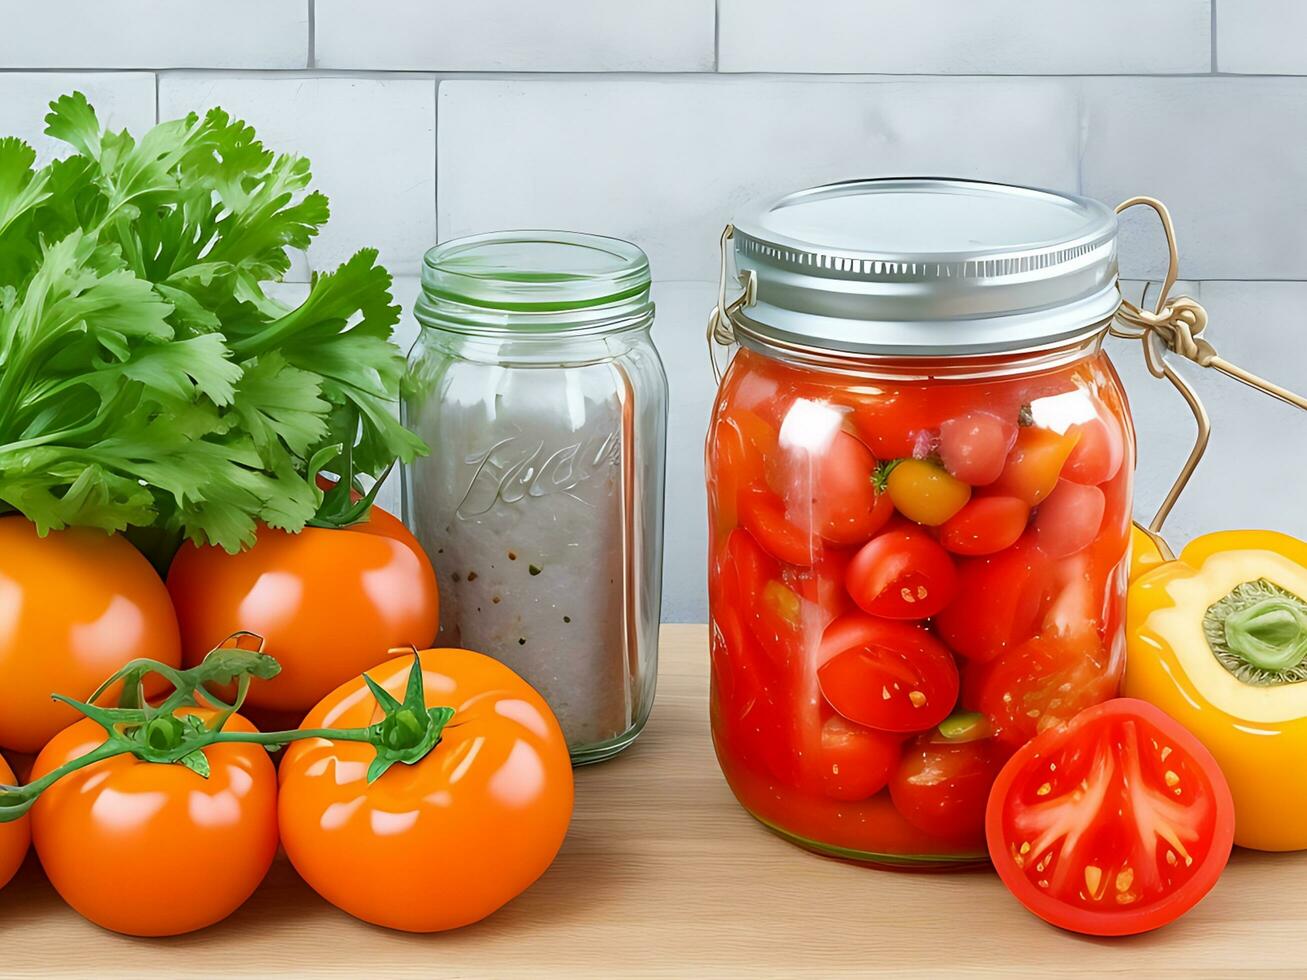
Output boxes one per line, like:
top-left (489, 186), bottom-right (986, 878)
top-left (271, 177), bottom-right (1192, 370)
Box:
top-left (1113, 196), bottom-right (1307, 557)
top-left (706, 224), bottom-right (757, 384)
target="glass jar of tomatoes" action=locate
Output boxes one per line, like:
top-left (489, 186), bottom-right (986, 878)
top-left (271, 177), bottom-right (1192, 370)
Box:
top-left (706, 179), bottom-right (1133, 867)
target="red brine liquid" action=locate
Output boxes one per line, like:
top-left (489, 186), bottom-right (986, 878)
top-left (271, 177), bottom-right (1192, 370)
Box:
top-left (706, 344), bottom-right (1133, 867)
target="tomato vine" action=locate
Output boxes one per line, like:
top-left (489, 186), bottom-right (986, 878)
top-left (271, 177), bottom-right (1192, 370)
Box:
top-left (0, 635), bottom-right (456, 822)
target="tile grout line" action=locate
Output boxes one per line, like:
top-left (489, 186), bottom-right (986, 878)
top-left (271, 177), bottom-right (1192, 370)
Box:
top-left (307, 0), bottom-right (316, 69)
top-left (713, 0), bottom-right (721, 71)
top-left (1211, 0), bottom-right (1218, 73)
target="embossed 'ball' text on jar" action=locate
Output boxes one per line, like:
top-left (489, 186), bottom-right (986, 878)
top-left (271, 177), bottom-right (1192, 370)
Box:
top-left (402, 232), bottom-right (668, 765)
top-left (705, 179), bottom-right (1135, 867)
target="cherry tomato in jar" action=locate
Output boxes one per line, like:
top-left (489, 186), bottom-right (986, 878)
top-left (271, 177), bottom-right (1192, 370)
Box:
top-left (885, 459), bottom-right (971, 526)
top-left (845, 528), bottom-right (958, 619)
top-left (939, 496), bottom-right (1030, 556)
top-left (0, 517), bottom-right (181, 753)
top-left (710, 408), bottom-right (779, 541)
top-left (937, 410), bottom-right (1019, 486)
top-left (846, 383), bottom-right (1021, 463)
top-left (167, 505), bottom-right (440, 714)
top-left (0, 753), bottom-right (29, 891)
top-left (890, 732), bottom-right (1002, 846)
top-left (817, 614), bottom-right (959, 734)
top-left (722, 528), bottom-right (813, 667)
top-left (279, 648), bottom-right (574, 933)
top-left (779, 429), bottom-right (892, 546)
top-left (1063, 397), bottom-right (1125, 486)
top-left (784, 546), bottom-right (853, 616)
top-left (30, 709), bottom-right (278, 936)
top-left (964, 629), bottom-right (1115, 745)
top-left (710, 568), bottom-right (796, 784)
top-left (818, 716), bottom-right (901, 802)
top-left (1035, 479), bottom-right (1106, 559)
top-left (987, 699), bottom-right (1235, 936)
top-left (935, 533), bottom-right (1056, 662)
top-left (989, 427), bottom-right (1080, 506)
top-left (738, 484), bottom-right (818, 566)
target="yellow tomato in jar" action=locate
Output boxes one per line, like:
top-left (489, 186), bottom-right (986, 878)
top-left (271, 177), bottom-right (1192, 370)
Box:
top-left (885, 460), bottom-right (971, 526)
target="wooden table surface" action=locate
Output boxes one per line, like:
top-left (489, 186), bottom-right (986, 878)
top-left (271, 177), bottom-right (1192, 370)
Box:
top-left (2, 623), bottom-right (1302, 977)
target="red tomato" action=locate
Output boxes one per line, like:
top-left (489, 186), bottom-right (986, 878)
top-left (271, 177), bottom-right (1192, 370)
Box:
top-left (723, 529), bottom-right (808, 667)
top-left (0, 517), bottom-right (181, 753)
top-left (987, 699), bottom-right (1235, 936)
top-left (1035, 480), bottom-right (1106, 558)
top-left (778, 429), bottom-right (892, 546)
top-left (1063, 399), bottom-right (1125, 486)
top-left (0, 753), bottom-right (29, 891)
top-left (939, 496), bottom-right (1030, 556)
top-left (718, 408), bottom-right (778, 488)
top-left (30, 709), bottom-right (277, 936)
top-left (738, 484), bottom-right (818, 566)
top-left (845, 528), bottom-right (958, 619)
top-left (167, 504), bottom-right (439, 713)
top-left (710, 408), bottom-right (780, 542)
top-left (964, 630), bottom-right (1115, 745)
top-left (847, 385), bottom-right (1006, 462)
top-left (938, 411), bottom-right (1018, 486)
top-left (818, 716), bottom-right (901, 801)
top-left (935, 533), bottom-right (1055, 662)
top-left (817, 614), bottom-right (959, 734)
top-left (890, 733), bottom-right (1002, 846)
top-left (989, 427), bottom-right (1080, 506)
top-left (710, 607), bottom-right (793, 783)
top-left (279, 648), bottom-right (574, 933)
top-left (785, 546), bottom-right (853, 615)
top-left (710, 543), bottom-right (796, 783)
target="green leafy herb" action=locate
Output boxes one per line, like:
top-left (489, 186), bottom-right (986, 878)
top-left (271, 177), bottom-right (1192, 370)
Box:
top-left (0, 92), bottom-right (426, 553)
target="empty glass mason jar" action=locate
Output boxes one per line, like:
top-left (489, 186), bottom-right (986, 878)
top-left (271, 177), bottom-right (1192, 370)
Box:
top-left (403, 232), bottom-right (668, 765)
top-left (706, 179), bottom-right (1134, 866)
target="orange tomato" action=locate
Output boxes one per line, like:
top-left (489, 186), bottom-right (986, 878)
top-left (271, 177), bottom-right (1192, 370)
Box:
top-left (167, 505), bottom-right (439, 713)
top-left (278, 648), bottom-right (574, 932)
top-left (0, 517), bottom-right (181, 753)
top-left (885, 459), bottom-right (971, 526)
top-left (0, 753), bottom-right (30, 890)
top-left (988, 426), bottom-right (1080, 506)
top-left (30, 709), bottom-right (277, 936)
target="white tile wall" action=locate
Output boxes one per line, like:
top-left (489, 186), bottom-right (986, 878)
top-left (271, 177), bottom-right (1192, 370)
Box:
top-left (0, 0), bottom-right (307, 69)
top-left (158, 73), bottom-right (435, 282)
top-left (2, 7), bottom-right (1306, 621)
top-left (316, 0), bottom-right (714, 71)
top-left (721, 0), bottom-right (1211, 75)
top-left (1081, 78), bottom-right (1307, 280)
top-left (0, 74), bottom-right (155, 161)
top-left (1218, 0), bottom-right (1307, 74)
top-left (438, 78), bottom-right (1081, 282)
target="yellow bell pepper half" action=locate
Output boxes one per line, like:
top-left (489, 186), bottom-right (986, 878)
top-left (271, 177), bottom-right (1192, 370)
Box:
top-left (1129, 523), bottom-right (1167, 582)
top-left (1125, 529), bottom-right (1307, 851)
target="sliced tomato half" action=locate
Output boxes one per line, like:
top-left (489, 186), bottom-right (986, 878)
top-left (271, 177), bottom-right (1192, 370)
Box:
top-left (845, 527), bottom-right (959, 620)
top-left (817, 614), bottom-right (959, 734)
top-left (986, 699), bottom-right (1235, 937)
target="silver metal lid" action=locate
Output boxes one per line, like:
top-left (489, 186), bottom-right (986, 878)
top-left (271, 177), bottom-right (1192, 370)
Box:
top-left (730, 178), bottom-right (1121, 357)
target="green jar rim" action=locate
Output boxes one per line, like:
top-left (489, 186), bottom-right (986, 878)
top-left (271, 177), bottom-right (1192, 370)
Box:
top-left (417, 231), bottom-right (653, 334)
